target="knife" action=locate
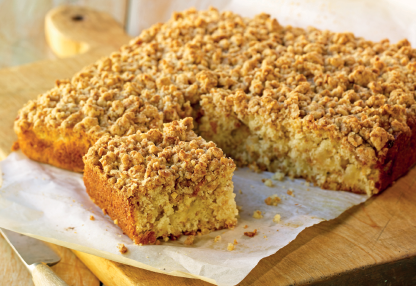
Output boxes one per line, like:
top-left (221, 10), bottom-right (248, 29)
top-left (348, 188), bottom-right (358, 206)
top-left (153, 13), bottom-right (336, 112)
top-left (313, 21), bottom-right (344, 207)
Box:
top-left (0, 228), bottom-right (69, 286)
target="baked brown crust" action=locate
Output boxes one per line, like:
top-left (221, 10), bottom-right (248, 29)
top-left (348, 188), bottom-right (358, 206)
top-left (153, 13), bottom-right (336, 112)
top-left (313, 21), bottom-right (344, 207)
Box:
top-left (16, 128), bottom-right (94, 172)
top-left (84, 162), bottom-right (157, 244)
top-left (375, 116), bottom-right (416, 193)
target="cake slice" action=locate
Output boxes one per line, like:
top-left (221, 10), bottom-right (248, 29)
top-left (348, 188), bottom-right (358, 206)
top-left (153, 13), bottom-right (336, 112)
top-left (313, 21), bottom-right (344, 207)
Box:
top-left (83, 118), bottom-right (238, 244)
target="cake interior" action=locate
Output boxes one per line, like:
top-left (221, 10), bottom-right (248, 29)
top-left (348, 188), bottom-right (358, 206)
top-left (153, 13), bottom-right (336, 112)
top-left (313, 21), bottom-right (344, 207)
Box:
top-left (198, 96), bottom-right (380, 196)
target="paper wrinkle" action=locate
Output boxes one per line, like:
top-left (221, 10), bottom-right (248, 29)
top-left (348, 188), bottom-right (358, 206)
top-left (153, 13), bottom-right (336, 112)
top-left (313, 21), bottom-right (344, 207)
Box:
top-left (0, 151), bottom-right (367, 285)
top-left (4, 1), bottom-right (414, 283)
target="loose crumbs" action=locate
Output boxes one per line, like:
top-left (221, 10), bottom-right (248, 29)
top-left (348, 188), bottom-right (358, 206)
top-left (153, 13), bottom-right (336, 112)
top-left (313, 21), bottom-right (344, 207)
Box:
top-left (244, 229), bottom-right (257, 237)
top-left (273, 214), bottom-right (281, 223)
top-left (184, 235), bottom-right (195, 245)
top-left (253, 210), bottom-right (263, 219)
top-left (117, 243), bottom-right (128, 254)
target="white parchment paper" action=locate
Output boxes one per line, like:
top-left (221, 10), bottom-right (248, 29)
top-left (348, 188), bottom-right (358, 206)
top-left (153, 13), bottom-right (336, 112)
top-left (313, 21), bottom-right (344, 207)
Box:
top-left (4, 0), bottom-right (416, 284)
top-left (0, 152), bottom-right (366, 285)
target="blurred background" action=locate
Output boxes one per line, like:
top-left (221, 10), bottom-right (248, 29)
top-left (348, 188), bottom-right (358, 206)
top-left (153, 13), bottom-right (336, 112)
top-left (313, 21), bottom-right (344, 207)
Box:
top-left (2, 0), bottom-right (416, 68)
top-left (0, 0), bottom-right (227, 68)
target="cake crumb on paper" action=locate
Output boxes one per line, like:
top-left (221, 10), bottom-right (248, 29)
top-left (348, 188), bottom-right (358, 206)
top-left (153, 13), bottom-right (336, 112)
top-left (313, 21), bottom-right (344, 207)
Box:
top-left (234, 239), bottom-right (238, 245)
top-left (304, 182), bottom-right (310, 187)
top-left (237, 205), bottom-right (243, 212)
top-left (244, 229), bottom-right (257, 237)
top-left (89, 215), bottom-right (95, 221)
top-left (184, 235), bottom-right (195, 245)
top-left (238, 189), bottom-right (242, 194)
top-left (263, 179), bottom-right (274, 187)
top-left (214, 235), bottom-right (221, 242)
top-left (227, 243), bottom-right (235, 251)
top-left (287, 189), bottom-right (295, 197)
top-left (117, 243), bottom-right (128, 254)
top-left (273, 214), bottom-right (281, 223)
top-left (265, 195), bottom-right (281, 206)
top-left (253, 210), bottom-right (263, 219)
top-left (243, 225), bottom-right (248, 229)
top-left (272, 171), bottom-right (285, 181)
top-left (11, 141), bottom-right (20, 151)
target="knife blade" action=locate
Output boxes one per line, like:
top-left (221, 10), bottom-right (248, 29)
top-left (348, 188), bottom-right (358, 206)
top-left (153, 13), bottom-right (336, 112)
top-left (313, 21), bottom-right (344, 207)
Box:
top-left (0, 228), bottom-right (69, 286)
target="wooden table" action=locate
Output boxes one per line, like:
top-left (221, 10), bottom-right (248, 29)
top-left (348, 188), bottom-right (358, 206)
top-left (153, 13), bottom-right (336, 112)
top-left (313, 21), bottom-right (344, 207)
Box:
top-left (1, 5), bottom-right (416, 286)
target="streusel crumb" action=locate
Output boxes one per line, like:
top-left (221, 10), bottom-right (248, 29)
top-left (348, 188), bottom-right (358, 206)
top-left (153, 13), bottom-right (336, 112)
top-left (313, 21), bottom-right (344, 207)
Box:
top-left (184, 235), bottom-right (195, 245)
top-left (272, 171), bottom-right (285, 181)
top-left (265, 195), bottom-right (281, 206)
top-left (253, 210), bottom-right (263, 219)
top-left (273, 214), bottom-right (281, 223)
top-left (263, 179), bottom-right (274, 187)
top-left (117, 243), bottom-right (128, 254)
top-left (244, 229), bottom-right (257, 237)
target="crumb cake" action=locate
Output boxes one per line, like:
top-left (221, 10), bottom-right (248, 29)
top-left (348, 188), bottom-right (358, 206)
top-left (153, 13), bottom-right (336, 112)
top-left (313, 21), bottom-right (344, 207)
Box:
top-left (83, 118), bottom-right (237, 244)
top-left (15, 7), bottom-right (416, 197)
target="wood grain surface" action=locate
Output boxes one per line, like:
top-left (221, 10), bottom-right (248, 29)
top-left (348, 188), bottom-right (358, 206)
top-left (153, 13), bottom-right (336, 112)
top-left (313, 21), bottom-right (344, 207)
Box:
top-left (0, 234), bottom-right (99, 286)
top-left (1, 5), bottom-right (416, 286)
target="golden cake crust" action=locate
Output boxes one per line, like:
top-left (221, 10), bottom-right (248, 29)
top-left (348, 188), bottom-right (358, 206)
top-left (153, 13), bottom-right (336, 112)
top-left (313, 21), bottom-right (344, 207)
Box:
top-left (84, 162), bottom-right (157, 244)
top-left (16, 127), bottom-right (94, 172)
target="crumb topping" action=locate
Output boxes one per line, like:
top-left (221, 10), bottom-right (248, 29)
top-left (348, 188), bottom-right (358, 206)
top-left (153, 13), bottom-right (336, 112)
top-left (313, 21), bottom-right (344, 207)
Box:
top-left (84, 118), bottom-right (235, 196)
top-left (16, 7), bottom-right (416, 155)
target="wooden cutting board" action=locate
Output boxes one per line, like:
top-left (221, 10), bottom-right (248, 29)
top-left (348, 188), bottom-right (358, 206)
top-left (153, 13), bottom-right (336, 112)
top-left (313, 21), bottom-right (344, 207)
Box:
top-left (1, 5), bottom-right (416, 286)
top-left (0, 233), bottom-right (99, 286)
